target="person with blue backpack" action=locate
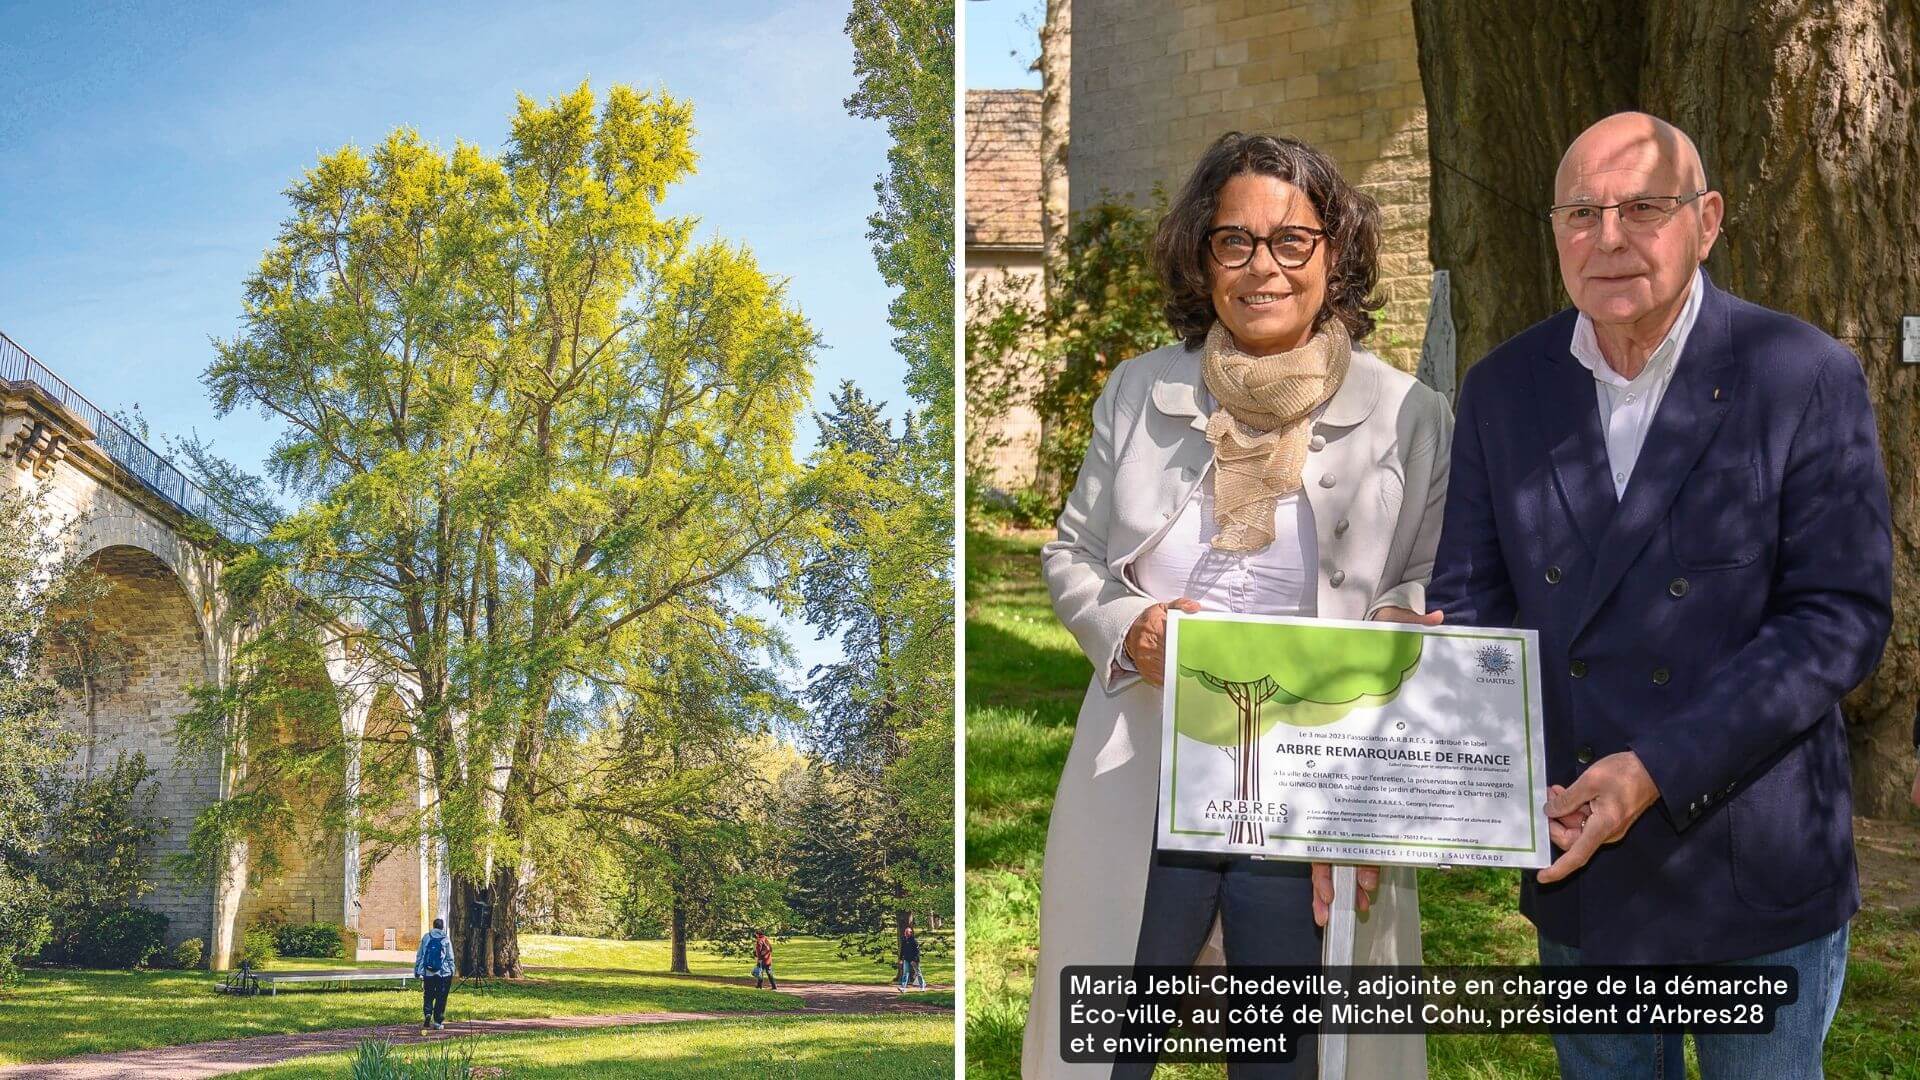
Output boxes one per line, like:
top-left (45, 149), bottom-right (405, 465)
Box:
top-left (414, 918), bottom-right (455, 1033)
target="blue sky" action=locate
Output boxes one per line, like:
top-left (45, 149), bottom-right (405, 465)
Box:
top-left (0, 0), bottom-right (911, 684)
top-left (966, 0), bottom-right (1041, 90)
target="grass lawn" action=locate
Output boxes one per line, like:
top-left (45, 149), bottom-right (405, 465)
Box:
top-left (520, 934), bottom-right (953, 985)
top-left (964, 527), bottom-right (1920, 1080)
top-left (222, 1013), bottom-right (953, 1078)
top-left (0, 935), bottom-right (887, 1066)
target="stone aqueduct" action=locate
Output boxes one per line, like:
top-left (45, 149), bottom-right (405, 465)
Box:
top-left (2, 332), bottom-right (446, 970)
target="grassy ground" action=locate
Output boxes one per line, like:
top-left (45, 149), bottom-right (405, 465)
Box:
top-left (520, 935), bottom-right (953, 985)
top-left (964, 527), bottom-right (1920, 1080)
top-left (221, 1014), bottom-right (953, 1079)
top-left (0, 933), bottom-right (925, 1066)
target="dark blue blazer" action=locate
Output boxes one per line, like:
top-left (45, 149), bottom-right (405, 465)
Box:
top-left (1428, 274), bottom-right (1893, 964)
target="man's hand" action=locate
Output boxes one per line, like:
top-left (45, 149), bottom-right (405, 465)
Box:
top-left (1538, 751), bottom-right (1661, 884)
top-left (1124, 598), bottom-right (1203, 687)
top-left (1310, 863), bottom-right (1380, 927)
top-left (1371, 607), bottom-right (1444, 627)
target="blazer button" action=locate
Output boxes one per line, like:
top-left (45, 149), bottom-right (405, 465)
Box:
top-left (1575, 745), bottom-right (1594, 765)
top-left (1569, 659), bottom-right (1588, 678)
top-left (1334, 519), bottom-right (1350, 537)
top-left (1329, 570), bottom-right (1346, 588)
top-left (1669, 577), bottom-right (1689, 598)
top-left (1319, 474), bottom-right (1337, 488)
top-left (1688, 800), bottom-right (1700, 816)
top-left (1651, 666), bottom-right (1671, 686)
top-left (1545, 566), bottom-right (1563, 585)
top-left (1309, 434), bottom-right (1327, 452)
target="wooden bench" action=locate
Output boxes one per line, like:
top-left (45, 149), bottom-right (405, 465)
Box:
top-left (220, 966), bottom-right (415, 996)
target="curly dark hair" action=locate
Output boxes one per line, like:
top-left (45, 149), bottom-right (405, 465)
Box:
top-left (1153, 132), bottom-right (1383, 348)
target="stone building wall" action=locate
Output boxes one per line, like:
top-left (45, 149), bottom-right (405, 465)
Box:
top-left (353, 693), bottom-right (430, 952)
top-left (966, 89), bottom-right (1050, 491)
top-left (1070, 0), bottom-right (1433, 370)
top-left (65, 545), bottom-right (222, 947)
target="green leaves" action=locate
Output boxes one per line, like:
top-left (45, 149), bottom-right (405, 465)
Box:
top-left (201, 82), bottom-right (837, 974)
top-left (846, 0), bottom-right (955, 443)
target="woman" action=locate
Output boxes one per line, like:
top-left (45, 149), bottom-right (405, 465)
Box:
top-left (1022, 133), bottom-right (1452, 1080)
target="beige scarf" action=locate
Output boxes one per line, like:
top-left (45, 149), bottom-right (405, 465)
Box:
top-left (1201, 319), bottom-right (1351, 552)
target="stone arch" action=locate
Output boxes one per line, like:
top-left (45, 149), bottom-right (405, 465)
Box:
top-left (53, 543), bottom-right (219, 947)
top-left (71, 512), bottom-right (220, 649)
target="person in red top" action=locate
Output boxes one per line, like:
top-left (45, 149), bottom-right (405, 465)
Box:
top-left (752, 931), bottom-right (777, 990)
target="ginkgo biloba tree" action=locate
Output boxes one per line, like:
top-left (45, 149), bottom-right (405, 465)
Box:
top-left (193, 82), bottom-right (843, 977)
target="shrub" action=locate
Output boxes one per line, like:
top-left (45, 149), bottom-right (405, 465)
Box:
top-left (0, 868), bottom-right (53, 987)
top-left (37, 753), bottom-right (164, 965)
top-left (275, 922), bottom-right (346, 958)
top-left (167, 937), bottom-right (204, 971)
top-left (239, 926), bottom-right (277, 969)
top-left (350, 1036), bottom-right (478, 1079)
top-left (67, 906), bottom-right (169, 969)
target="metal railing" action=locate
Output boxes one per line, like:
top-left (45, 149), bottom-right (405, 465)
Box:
top-left (0, 329), bottom-right (261, 543)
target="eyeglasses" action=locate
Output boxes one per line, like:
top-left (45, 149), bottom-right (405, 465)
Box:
top-left (1546, 191), bottom-right (1708, 233)
top-left (1205, 225), bottom-right (1326, 270)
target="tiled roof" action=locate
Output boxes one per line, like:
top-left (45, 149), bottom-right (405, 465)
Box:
top-left (966, 89), bottom-right (1044, 249)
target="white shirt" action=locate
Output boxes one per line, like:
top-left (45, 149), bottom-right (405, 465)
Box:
top-left (1130, 469), bottom-right (1319, 617)
top-left (1569, 267), bottom-right (1704, 498)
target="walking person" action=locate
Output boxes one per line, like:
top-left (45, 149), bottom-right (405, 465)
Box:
top-left (752, 930), bottom-right (777, 990)
top-left (897, 926), bottom-right (926, 990)
top-left (414, 918), bottom-right (455, 1034)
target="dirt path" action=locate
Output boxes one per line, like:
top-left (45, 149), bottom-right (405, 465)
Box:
top-left (0, 982), bottom-right (951, 1080)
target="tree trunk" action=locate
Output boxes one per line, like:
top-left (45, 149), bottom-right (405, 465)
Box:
top-left (670, 893), bottom-right (689, 976)
top-left (1415, 0), bottom-right (1920, 814)
top-left (450, 875), bottom-right (485, 977)
top-left (488, 861), bottom-right (522, 978)
top-left (1038, 0), bottom-right (1071, 264)
top-left (1411, 0), bottom-right (1644, 371)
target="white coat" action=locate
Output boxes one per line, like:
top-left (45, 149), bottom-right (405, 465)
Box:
top-left (1022, 339), bottom-right (1453, 1079)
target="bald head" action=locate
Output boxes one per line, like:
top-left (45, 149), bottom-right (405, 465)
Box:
top-left (1548, 111), bottom-right (1722, 354)
top-left (1555, 112), bottom-right (1707, 203)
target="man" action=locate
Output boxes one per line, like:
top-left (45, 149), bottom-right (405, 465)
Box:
top-left (1428, 112), bottom-right (1892, 1078)
top-left (753, 930), bottom-right (777, 990)
top-left (413, 918), bottom-right (455, 1033)
top-left (898, 926), bottom-right (925, 990)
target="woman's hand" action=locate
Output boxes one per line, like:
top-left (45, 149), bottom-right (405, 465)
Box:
top-left (1311, 863), bottom-right (1381, 927)
top-left (1371, 606), bottom-right (1443, 627)
top-left (1123, 598), bottom-right (1203, 686)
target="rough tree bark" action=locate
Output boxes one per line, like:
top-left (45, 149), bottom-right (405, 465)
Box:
top-left (1414, 0), bottom-right (1920, 814)
top-left (1038, 0), bottom-right (1071, 265)
top-left (1035, 0), bottom-right (1072, 499)
top-left (670, 894), bottom-right (689, 976)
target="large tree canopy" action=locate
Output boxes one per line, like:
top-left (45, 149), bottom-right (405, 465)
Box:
top-left (192, 82), bottom-right (841, 976)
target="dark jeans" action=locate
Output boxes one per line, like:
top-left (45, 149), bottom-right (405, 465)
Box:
top-left (1539, 925), bottom-right (1849, 1079)
top-left (1112, 852), bottom-right (1322, 1080)
top-left (422, 975), bottom-right (452, 1024)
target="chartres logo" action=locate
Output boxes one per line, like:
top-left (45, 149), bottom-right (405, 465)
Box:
top-left (1475, 644), bottom-right (1517, 685)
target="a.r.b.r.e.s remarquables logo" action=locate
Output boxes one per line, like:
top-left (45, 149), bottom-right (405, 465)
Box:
top-left (1475, 644), bottom-right (1517, 685)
